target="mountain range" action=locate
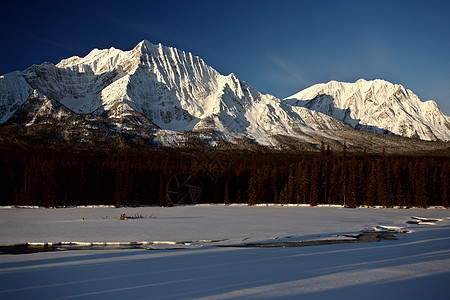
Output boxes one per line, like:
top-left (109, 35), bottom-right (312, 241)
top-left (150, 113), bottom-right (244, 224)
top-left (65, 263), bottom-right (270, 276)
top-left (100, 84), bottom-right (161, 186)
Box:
top-left (0, 40), bottom-right (448, 153)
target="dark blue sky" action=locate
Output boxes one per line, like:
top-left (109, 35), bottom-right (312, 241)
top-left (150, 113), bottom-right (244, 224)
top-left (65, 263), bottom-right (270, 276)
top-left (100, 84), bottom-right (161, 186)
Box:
top-left (1, 0), bottom-right (449, 114)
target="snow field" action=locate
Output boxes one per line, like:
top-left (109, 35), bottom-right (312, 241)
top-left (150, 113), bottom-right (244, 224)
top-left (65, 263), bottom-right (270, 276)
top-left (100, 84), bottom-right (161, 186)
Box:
top-left (0, 205), bottom-right (449, 299)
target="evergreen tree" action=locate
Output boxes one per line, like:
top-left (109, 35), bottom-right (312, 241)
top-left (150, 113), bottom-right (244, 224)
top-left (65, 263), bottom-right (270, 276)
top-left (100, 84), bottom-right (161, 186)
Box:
top-left (413, 160), bottom-right (428, 208)
top-left (330, 160), bottom-right (341, 205)
top-left (224, 180), bottom-right (230, 205)
top-left (392, 159), bottom-right (404, 207)
top-left (441, 162), bottom-right (449, 207)
top-left (376, 159), bottom-right (388, 207)
top-left (309, 159), bottom-right (319, 206)
top-left (287, 168), bottom-right (295, 204)
top-left (300, 163), bottom-right (310, 204)
top-left (158, 173), bottom-right (166, 206)
top-left (279, 185), bottom-right (288, 204)
top-left (247, 170), bottom-right (258, 205)
top-left (236, 188), bottom-right (242, 204)
top-left (346, 158), bottom-right (358, 207)
top-left (321, 153), bottom-right (332, 205)
top-left (366, 161), bottom-right (377, 207)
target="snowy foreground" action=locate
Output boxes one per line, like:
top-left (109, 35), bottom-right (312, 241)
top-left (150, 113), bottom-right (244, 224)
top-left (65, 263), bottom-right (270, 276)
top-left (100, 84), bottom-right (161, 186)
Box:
top-left (0, 205), bottom-right (449, 299)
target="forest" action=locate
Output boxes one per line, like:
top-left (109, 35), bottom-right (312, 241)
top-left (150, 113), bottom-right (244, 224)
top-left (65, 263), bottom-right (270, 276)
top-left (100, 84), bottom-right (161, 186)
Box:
top-left (0, 144), bottom-right (448, 208)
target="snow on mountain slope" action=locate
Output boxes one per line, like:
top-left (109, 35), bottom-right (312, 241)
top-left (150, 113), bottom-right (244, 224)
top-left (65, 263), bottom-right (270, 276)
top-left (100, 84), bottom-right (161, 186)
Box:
top-left (187, 72), bottom-right (351, 145)
top-left (285, 79), bottom-right (450, 141)
top-left (0, 40), bottom-right (349, 146)
top-left (2, 42), bottom-right (447, 147)
top-left (0, 71), bottom-right (36, 123)
top-left (54, 40), bottom-right (223, 128)
top-left (6, 95), bottom-right (74, 126)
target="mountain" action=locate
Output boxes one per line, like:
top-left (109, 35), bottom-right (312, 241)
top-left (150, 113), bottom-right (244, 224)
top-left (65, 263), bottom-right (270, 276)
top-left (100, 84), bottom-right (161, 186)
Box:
top-left (284, 79), bottom-right (450, 141)
top-left (0, 41), bottom-right (448, 153)
top-left (0, 40), bottom-right (352, 147)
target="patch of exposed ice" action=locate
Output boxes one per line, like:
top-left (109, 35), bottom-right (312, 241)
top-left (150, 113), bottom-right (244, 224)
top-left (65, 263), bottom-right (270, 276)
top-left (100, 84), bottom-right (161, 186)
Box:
top-left (411, 216), bottom-right (443, 222)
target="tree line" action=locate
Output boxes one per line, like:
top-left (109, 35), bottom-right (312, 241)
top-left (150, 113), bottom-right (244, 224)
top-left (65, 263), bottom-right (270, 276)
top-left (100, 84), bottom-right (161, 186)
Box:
top-left (0, 146), bottom-right (448, 208)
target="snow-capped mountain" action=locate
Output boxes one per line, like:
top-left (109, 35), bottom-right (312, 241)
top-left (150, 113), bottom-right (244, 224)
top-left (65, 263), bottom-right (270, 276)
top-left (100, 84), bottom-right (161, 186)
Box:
top-left (285, 79), bottom-right (450, 141)
top-left (0, 41), bottom-right (448, 151)
top-left (0, 40), bottom-right (349, 146)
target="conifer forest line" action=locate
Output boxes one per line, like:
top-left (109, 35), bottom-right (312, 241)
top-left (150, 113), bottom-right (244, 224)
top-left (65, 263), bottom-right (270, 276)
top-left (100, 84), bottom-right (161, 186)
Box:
top-left (0, 146), bottom-right (448, 208)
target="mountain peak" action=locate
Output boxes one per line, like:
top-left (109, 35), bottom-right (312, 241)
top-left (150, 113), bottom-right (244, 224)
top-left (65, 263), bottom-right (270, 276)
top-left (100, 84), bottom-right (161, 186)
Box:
top-left (138, 39), bottom-right (151, 45)
top-left (0, 40), bottom-right (354, 147)
top-left (136, 39), bottom-right (154, 51)
top-left (0, 41), bottom-right (448, 149)
top-left (285, 79), bottom-right (449, 141)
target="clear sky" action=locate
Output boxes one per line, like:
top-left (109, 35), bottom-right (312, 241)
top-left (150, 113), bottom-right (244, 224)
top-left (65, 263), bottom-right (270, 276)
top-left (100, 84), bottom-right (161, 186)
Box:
top-left (1, 0), bottom-right (449, 114)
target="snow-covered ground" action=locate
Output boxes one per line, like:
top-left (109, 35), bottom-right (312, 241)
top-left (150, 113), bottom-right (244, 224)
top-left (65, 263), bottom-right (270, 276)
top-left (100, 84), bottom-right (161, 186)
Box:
top-left (0, 205), bottom-right (449, 299)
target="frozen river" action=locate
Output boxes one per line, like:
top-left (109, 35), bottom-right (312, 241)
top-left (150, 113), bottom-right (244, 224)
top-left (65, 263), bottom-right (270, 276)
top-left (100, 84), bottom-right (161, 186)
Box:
top-left (0, 205), bottom-right (449, 299)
